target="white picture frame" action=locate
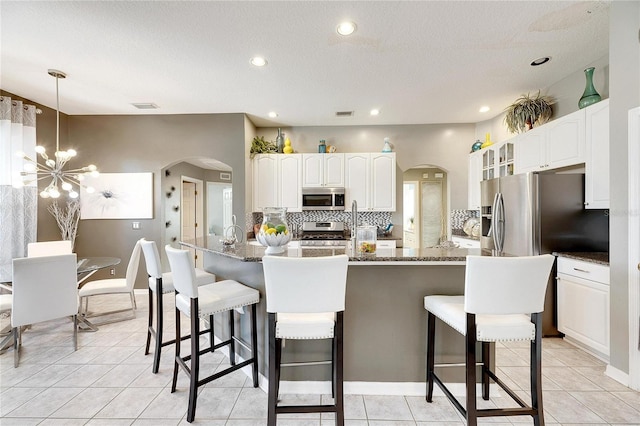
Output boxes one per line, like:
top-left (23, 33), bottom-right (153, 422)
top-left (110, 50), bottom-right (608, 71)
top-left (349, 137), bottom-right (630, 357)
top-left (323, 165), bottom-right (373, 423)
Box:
top-left (80, 172), bottom-right (153, 219)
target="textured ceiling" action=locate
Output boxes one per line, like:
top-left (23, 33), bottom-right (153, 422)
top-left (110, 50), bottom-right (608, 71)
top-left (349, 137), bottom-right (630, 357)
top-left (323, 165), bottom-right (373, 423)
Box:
top-left (0, 1), bottom-right (609, 127)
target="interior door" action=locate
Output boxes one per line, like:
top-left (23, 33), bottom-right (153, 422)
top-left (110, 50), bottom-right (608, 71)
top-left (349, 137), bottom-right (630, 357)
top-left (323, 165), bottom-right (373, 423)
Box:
top-left (421, 181), bottom-right (443, 247)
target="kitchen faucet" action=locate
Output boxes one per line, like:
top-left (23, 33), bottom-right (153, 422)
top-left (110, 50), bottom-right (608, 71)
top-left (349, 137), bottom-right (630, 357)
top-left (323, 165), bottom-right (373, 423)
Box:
top-left (351, 200), bottom-right (358, 254)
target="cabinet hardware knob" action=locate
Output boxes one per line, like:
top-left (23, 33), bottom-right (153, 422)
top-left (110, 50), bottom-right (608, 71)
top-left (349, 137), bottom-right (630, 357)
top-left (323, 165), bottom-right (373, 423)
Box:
top-left (584, 202), bottom-right (589, 206)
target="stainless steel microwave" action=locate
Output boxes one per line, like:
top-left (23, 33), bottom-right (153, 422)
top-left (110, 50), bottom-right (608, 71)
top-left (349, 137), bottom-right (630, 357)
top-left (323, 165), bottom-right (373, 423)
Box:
top-left (301, 187), bottom-right (345, 211)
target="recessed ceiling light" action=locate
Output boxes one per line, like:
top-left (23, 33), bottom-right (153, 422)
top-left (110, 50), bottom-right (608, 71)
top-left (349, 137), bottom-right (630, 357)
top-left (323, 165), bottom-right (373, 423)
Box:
top-left (268, 111), bottom-right (278, 118)
top-left (250, 57), bottom-right (267, 67)
top-left (370, 109), bottom-right (380, 116)
top-left (530, 56), bottom-right (551, 66)
top-left (479, 106), bottom-right (490, 113)
top-left (337, 21), bottom-right (357, 36)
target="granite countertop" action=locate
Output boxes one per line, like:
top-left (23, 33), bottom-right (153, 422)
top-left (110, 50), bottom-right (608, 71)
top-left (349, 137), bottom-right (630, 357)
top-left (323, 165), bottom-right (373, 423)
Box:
top-left (554, 252), bottom-right (610, 265)
top-left (182, 238), bottom-right (496, 264)
top-left (451, 229), bottom-right (480, 241)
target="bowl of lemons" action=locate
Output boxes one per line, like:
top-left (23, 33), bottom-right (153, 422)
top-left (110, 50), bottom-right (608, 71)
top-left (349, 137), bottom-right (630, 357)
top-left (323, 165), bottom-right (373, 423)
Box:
top-left (256, 208), bottom-right (291, 254)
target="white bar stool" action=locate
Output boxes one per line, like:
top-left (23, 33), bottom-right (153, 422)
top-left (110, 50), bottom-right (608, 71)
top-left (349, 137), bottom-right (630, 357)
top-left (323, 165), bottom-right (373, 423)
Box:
top-left (262, 254), bottom-right (349, 426)
top-left (165, 245), bottom-right (260, 423)
top-left (140, 238), bottom-right (216, 373)
top-left (424, 254), bottom-right (554, 426)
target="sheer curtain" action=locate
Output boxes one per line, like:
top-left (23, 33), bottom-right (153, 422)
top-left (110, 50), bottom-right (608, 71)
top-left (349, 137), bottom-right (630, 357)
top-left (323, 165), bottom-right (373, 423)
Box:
top-left (0, 96), bottom-right (38, 282)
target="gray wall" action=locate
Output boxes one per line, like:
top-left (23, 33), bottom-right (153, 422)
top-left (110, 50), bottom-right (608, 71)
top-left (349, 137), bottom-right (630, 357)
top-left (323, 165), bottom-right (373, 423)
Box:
top-left (609, 1), bottom-right (640, 375)
top-left (64, 114), bottom-right (248, 287)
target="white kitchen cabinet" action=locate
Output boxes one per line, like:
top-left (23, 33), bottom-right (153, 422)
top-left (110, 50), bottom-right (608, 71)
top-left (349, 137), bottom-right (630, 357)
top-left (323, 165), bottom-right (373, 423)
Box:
top-left (557, 257), bottom-right (610, 358)
top-left (584, 99), bottom-right (610, 209)
top-left (515, 108), bottom-right (586, 173)
top-left (481, 146), bottom-right (496, 181)
top-left (377, 240), bottom-right (397, 249)
top-left (468, 150), bottom-right (482, 210)
top-left (451, 236), bottom-right (480, 249)
top-left (345, 152), bottom-right (396, 211)
top-left (253, 154), bottom-right (302, 212)
top-left (404, 231), bottom-right (417, 248)
top-left (302, 153), bottom-right (344, 187)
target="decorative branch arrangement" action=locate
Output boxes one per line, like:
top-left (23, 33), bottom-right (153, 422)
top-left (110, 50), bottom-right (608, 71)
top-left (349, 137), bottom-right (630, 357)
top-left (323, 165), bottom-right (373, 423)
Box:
top-left (47, 199), bottom-right (80, 250)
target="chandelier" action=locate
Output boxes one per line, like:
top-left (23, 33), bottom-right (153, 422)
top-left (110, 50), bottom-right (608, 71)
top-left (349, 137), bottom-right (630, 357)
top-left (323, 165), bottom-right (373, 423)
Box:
top-left (16, 69), bottom-right (98, 199)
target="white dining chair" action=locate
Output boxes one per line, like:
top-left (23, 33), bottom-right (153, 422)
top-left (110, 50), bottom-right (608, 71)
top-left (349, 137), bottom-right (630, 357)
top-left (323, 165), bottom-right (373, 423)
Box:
top-left (78, 240), bottom-right (141, 324)
top-left (11, 254), bottom-right (79, 367)
top-left (27, 240), bottom-right (72, 257)
top-left (424, 254), bottom-right (555, 426)
top-left (0, 293), bottom-right (13, 353)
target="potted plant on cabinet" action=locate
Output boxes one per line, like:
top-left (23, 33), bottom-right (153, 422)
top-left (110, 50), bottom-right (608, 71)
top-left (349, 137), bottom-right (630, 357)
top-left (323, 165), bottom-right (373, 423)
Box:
top-left (503, 91), bottom-right (554, 134)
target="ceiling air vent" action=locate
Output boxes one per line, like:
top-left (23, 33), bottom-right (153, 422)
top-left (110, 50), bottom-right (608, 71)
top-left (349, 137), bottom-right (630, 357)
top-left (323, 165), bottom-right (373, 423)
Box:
top-left (131, 103), bottom-right (159, 110)
top-left (335, 111), bottom-right (354, 117)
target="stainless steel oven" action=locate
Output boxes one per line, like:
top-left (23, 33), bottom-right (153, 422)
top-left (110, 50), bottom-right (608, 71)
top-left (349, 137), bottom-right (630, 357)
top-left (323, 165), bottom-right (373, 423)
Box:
top-left (301, 187), bottom-right (345, 211)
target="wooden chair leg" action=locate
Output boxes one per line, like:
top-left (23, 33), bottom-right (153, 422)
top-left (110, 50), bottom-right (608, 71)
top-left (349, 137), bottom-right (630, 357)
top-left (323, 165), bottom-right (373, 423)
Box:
top-left (466, 313), bottom-right (478, 426)
top-left (531, 313), bottom-right (545, 426)
top-left (426, 311), bottom-right (436, 402)
top-left (186, 299), bottom-right (200, 423)
top-left (145, 287), bottom-right (153, 356)
top-left (335, 311), bottom-right (345, 426)
top-left (152, 284), bottom-right (163, 373)
top-left (251, 304), bottom-right (259, 387)
top-left (171, 304), bottom-right (181, 393)
top-left (229, 309), bottom-right (236, 365)
top-left (482, 341), bottom-right (490, 400)
top-left (267, 312), bottom-right (278, 426)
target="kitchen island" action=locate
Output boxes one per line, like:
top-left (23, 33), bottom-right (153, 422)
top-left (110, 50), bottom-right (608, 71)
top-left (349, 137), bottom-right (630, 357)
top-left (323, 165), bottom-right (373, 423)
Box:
top-left (181, 239), bottom-right (495, 393)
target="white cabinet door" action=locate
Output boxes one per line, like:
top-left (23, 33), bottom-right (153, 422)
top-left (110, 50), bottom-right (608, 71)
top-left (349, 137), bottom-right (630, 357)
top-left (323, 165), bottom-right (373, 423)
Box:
top-left (468, 150), bottom-right (482, 210)
top-left (279, 155), bottom-right (302, 212)
top-left (253, 155), bottom-right (278, 211)
top-left (324, 154), bottom-right (345, 187)
top-left (371, 153), bottom-right (396, 211)
top-left (546, 108), bottom-right (585, 169)
top-left (514, 128), bottom-right (545, 173)
top-left (302, 154), bottom-right (324, 187)
top-left (585, 99), bottom-right (610, 209)
top-left (345, 153), bottom-right (369, 211)
top-left (345, 153), bottom-right (396, 212)
top-left (302, 153), bottom-right (344, 187)
top-left (557, 273), bottom-right (610, 356)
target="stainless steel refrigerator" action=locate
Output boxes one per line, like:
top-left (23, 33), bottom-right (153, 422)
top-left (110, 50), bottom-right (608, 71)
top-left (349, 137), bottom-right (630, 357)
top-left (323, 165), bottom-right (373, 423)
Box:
top-left (480, 172), bottom-right (609, 335)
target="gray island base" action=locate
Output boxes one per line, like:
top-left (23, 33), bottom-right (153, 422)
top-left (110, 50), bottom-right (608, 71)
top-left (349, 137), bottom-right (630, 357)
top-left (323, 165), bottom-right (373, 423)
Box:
top-left (181, 240), bottom-right (498, 394)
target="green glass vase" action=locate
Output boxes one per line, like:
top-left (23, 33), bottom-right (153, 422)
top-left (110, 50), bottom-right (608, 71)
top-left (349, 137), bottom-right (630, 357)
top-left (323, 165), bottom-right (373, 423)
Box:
top-left (578, 67), bottom-right (601, 109)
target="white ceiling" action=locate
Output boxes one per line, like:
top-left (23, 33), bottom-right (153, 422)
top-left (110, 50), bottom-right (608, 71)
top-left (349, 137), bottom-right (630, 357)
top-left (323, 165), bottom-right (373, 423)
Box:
top-left (1, 1), bottom-right (609, 128)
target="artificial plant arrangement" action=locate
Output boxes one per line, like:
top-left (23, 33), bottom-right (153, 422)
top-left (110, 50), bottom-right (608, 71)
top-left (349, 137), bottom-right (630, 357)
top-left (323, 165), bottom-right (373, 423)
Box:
top-left (503, 91), bottom-right (554, 134)
top-left (47, 199), bottom-right (80, 250)
top-left (250, 136), bottom-right (277, 158)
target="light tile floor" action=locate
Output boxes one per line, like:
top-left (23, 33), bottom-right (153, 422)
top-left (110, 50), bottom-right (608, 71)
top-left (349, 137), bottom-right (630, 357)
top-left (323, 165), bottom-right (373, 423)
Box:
top-left (1, 291), bottom-right (639, 425)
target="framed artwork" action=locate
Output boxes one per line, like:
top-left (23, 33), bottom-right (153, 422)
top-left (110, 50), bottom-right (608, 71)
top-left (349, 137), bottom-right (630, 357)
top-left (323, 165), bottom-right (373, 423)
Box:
top-left (80, 172), bottom-right (153, 219)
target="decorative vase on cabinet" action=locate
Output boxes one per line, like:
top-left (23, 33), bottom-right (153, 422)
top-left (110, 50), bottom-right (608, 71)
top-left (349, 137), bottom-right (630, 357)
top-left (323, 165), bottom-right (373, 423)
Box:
top-left (578, 67), bottom-right (601, 109)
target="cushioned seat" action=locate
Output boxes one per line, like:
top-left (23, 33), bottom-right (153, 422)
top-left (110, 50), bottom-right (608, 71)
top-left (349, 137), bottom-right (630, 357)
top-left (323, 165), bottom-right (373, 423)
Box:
top-left (275, 312), bottom-right (336, 339)
top-left (424, 254), bottom-right (555, 426)
top-left (140, 238), bottom-right (216, 374)
top-left (165, 245), bottom-right (259, 423)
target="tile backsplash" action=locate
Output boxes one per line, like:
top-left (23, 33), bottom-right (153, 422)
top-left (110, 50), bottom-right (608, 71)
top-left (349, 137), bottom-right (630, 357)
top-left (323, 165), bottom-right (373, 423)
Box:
top-left (450, 209), bottom-right (479, 230)
top-left (247, 211), bottom-right (393, 236)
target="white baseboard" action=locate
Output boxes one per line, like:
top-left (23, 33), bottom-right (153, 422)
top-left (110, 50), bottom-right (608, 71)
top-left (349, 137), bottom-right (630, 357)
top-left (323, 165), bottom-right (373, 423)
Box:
top-left (605, 364), bottom-right (630, 387)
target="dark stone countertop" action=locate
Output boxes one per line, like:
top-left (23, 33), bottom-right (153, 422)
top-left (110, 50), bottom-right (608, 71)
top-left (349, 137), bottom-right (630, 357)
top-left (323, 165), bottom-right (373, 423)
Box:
top-left (182, 238), bottom-right (499, 264)
top-left (553, 252), bottom-right (610, 266)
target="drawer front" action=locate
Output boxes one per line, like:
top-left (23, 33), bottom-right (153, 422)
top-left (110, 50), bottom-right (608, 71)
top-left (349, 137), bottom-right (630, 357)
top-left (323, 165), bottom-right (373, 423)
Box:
top-left (557, 257), bottom-right (609, 285)
top-left (377, 240), bottom-right (396, 249)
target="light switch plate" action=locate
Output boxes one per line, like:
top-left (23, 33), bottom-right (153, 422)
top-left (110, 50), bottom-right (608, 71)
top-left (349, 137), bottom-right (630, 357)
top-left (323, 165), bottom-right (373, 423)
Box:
top-left (132, 222), bottom-right (140, 230)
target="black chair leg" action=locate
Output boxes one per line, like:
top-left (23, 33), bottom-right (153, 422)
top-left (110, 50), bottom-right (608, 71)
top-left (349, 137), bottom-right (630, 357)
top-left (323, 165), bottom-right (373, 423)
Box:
top-left (466, 313), bottom-right (478, 426)
top-left (171, 303), bottom-right (181, 393)
top-left (152, 283), bottom-right (164, 373)
top-left (186, 299), bottom-right (200, 423)
top-left (251, 304), bottom-right (259, 387)
top-left (335, 311), bottom-right (345, 426)
top-left (229, 309), bottom-right (236, 365)
top-left (267, 312), bottom-right (278, 426)
top-left (208, 314), bottom-right (214, 353)
top-left (531, 313), bottom-right (545, 426)
top-left (145, 287), bottom-right (153, 356)
top-left (482, 341), bottom-right (490, 400)
top-left (426, 311), bottom-right (436, 402)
